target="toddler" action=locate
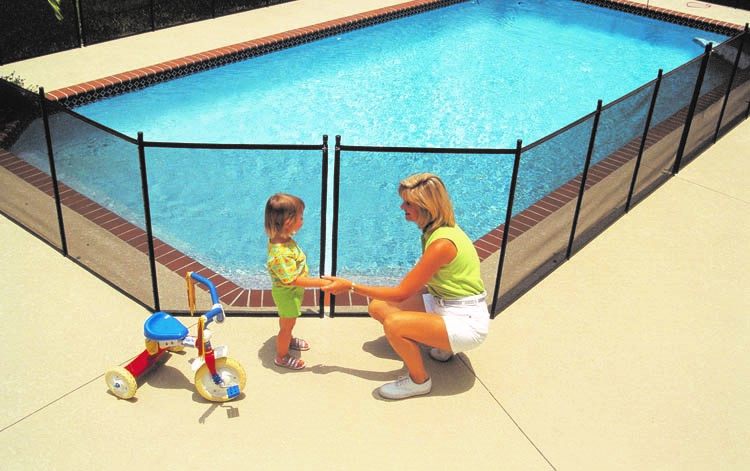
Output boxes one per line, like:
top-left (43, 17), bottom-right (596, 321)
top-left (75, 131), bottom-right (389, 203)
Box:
top-left (265, 193), bottom-right (329, 370)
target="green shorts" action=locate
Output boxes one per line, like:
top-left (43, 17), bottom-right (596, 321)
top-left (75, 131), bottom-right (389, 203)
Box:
top-left (271, 285), bottom-right (304, 318)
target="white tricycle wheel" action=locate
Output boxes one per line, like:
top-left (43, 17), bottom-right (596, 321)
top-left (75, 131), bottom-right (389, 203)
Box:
top-left (194, 357), bottom-right (246, 402)
top-left (105, 366), bottom-right (137, 399)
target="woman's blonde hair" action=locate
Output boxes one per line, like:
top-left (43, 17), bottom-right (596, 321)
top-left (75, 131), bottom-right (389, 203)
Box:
top-left (265, 193), bottom-right (305, 239)
top-left (398, 173), bottom-right (455, 233)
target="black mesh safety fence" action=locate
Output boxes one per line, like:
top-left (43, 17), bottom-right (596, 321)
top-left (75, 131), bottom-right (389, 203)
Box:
top-left (143, 144), bottom-right (326, 313)
top-left (47, 104), bottom-right (157, 308)
top-left (79, 0), bottom-right (153, 45)
top-left (0, 0), bottom-right (80, 64)
top-left (627, 58), bottom-right (701, 201)
top-left (1, 0), bottom-right (296, 63)
top-left (714, 32), bottom-right (750, 139)
top-left (152, 0), bottom-right (214, 30)
top-left (494, 116), bottom-right (593, 311)
top-left (706, 0), bottom-right (750, 10)
top-left (0, 80), bottom-right (62, 247)
top-left (568, 86), bottom-right (651, 256)
top-left (331, 146), bottom-right (516, 314)
top-left (215, 0), bottom-right (269, 17)
top-left (1, 27), bottom-right (748, 315)
top-left (80, 0), bottom-right (296, 45)
top-left (680, 44), bottom-right (735, 168)
top-left (1, 79), bottom-right (42, 150)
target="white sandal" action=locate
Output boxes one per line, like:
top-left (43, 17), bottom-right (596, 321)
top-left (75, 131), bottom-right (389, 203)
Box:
top-left (274, 354), bottom-right (305, 370)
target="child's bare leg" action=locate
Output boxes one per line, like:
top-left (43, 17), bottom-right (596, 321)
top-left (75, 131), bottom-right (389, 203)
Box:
top-left (276, 317), bottom-right (297, 360)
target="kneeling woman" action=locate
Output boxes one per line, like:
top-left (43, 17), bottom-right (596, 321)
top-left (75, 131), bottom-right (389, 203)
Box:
top-left (323, 173), bottom-right (489, 399)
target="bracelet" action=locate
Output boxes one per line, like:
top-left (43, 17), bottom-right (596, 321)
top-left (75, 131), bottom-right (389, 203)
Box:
top-left (350, 282), bottom-right (356, 293)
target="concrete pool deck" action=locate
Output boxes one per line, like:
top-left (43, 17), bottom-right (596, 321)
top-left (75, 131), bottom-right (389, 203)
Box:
top-left (1, 0), bottom-right (749, 469)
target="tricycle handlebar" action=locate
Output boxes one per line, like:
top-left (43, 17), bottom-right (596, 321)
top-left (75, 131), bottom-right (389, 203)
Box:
top-left (204, 304), bottom-right (226, 324)
top-left (189, 272), bottom-right (220, 304)
top-left (187, 272), bottom-right (226, 323)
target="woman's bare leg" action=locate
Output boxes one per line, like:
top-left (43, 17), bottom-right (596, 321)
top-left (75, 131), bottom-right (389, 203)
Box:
top-left (368, 291), bottom-right (426, 324)
top-left (382, 311), bottom-right (451, 384)
top-left (368, 292), bottom-right (451, 383)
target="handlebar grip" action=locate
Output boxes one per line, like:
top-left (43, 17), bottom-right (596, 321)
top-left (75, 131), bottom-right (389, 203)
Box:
top-left (189, 272), bottom-right (220, 305)
top-left (204, 304), bottom-right (226, 324)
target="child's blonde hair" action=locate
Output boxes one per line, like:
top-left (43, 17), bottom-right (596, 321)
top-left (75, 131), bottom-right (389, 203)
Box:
top-left (398, 173), bottom-right (455, 233)
top-left (265, 193), bottom-right (305, 239)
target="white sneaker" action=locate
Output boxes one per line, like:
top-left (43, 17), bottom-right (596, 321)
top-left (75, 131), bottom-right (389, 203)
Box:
top-left (429, 347), bottom-right (454, 362)
top-left (378, 375), bottom-right (432, 399)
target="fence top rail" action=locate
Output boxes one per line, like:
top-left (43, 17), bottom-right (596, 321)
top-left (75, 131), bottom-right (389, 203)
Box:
top-left (337, 143), bottom-right (519, 155)
top-left (141, 140), bottom-right (326, 151)
top-left (49, 104), bottom-right (140, 145)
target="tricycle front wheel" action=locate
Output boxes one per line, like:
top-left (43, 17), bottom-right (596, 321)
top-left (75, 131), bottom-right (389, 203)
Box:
top-left (194, 357), bottom-right (246, 402)
top-left (105, 366), bottom-right (137, 399)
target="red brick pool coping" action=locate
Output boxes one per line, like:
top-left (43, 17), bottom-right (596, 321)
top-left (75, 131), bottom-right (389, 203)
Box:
top-left (4, 0), bottom-right (743, 311)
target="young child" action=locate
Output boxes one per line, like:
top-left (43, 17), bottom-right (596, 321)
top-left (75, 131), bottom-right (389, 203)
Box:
top-left (265, 193), bottom-right (329, 370)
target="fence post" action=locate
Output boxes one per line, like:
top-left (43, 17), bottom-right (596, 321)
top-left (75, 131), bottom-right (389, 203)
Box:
top-left (742, 23), bottom-right (750, 119)
top-left (673, 43), bottom-right (712, 175)
top-left (490, 139), bottom-right (522, 318)
top-left (69, 0), bottom-right (83, 48)
top-left (745, 26), bottom-right (750, 120)
top-left (329, 135), bottom-right (342, 317)
top-left (137, 132), bottom-right (160, 312)
top-left (39, 87), bottom-right (68, 255)
top-left (319, 135), bottom-right (328, 318)
top-left (77, 0), bottom-right (88, 46)
top-left (627, 70), bottom-right (663, 212)
top-left (567, 100), bottom-right (602, 260)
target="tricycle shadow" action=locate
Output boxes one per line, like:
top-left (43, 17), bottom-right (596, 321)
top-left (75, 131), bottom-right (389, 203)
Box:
top-left (104, 352), bottom-right (248, 424)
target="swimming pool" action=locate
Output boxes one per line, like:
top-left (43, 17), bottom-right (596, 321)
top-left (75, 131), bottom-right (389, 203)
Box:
top-left (10, 0), bottom-right (729, 288)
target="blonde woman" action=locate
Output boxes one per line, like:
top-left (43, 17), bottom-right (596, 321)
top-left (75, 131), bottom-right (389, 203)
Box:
top-left (323, 173), bottom-right (489, 399)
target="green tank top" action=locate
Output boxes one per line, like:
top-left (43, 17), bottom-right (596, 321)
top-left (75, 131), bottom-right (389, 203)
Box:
top-left (421, 225), bottom-right (484, 299)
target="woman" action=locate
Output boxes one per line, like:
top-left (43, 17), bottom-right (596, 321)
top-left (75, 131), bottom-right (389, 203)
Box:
top-left (323, 173), bottom-right (489, 399)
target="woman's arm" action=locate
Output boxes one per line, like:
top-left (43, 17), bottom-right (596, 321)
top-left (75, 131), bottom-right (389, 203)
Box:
top-left (323, 238), bottom-right (457, 301)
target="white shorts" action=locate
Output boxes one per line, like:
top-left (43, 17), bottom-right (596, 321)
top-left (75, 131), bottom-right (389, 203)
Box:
top-left (423, 293), bottom-right (490, 353)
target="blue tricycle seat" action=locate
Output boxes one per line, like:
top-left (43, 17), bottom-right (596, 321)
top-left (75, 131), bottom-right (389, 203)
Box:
top-left (144, 312), bottom-right (189, 341)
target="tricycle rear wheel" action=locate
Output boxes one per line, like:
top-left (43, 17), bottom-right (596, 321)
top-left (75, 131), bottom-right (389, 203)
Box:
top-left (105, 366), bottom-right (137, 399)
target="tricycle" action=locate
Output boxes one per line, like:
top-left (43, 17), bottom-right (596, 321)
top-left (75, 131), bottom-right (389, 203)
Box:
top-left (105, 272), bottom-right (246, 402)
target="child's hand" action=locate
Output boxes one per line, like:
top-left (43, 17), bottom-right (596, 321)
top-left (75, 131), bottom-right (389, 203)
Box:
top-left (321, 276), bottom-right (353, 295)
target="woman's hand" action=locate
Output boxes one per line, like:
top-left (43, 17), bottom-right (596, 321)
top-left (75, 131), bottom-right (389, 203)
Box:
top-left (321, 276), bottom-right (353, 295)
top-left (320, 238), bottom-right (457, 301)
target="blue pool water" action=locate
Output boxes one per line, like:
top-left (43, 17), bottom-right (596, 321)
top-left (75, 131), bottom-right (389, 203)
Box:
top-left (12, 0), bottom-right (727, 287)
